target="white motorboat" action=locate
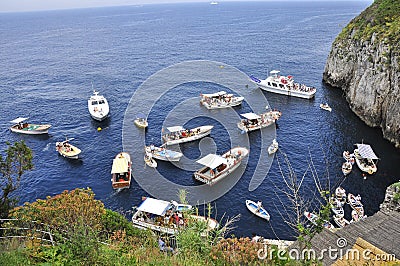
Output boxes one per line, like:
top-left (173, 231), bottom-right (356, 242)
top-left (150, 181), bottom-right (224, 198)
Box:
top-left (304, 211), bottom-right (335, 230)
top-left (246, 200), bottom-right (270, 221)
top-left (237, 109), bottom-right (281, 133)
top-left (162, 125), bottom-right (213, 145)
top-left (145, 145), bottom-right (183, 162)
top-left (144, 153), bottom-right (157, 168)
top-left (55, 137), bottom-right (81, 159)
top-left (333, 215), bottom-right (350, 228)
top-left (111, 152), bottom-right (132, 190)
top-left (200, 91), bottom-right (244, 109)
top-left (267, 139), bottom-right (279, 155)
top-left (88, 90), bottom-right (109, 121)
top-left (193, 147), bottom-right (249, 186)
top-left (342, 161), bottom-right (352, 175)
top-left (10, 117), bottom-right (51, 135)
top-left (249, 70), bottom-right (316, 99)
top-left (134, 113), bottom-right (148, 128)
top-left (319, 103), bottom-right (332, 112)
top-left (131, 197), bottom-right (219, 235)
top-left (335, 186), bottom-right (347, 205)
top-left (353, 143), bottom-right (378, 174)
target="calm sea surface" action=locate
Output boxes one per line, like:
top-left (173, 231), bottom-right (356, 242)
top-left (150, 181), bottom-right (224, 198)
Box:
top-left (1, 1), bottom-right (399, 240)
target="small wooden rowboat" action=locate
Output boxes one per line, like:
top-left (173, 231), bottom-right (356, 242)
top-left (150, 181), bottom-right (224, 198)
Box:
top-left (246, 200), bottom-right (270, 221)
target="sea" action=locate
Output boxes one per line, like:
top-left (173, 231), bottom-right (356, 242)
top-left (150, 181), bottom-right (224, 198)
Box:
top-left (1, 1), bottom-right (399, 240)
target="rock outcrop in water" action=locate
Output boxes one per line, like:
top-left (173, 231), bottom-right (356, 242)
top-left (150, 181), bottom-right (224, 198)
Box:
top-left (323, 0), bottom-right (400, 148)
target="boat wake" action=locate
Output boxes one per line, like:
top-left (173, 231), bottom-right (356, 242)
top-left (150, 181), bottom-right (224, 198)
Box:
top-left (43, 142), bottom-right (53, 151)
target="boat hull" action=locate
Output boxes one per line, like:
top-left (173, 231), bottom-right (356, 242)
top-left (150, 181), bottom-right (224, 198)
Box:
top-left (258, 84), bottom-right (315, 99)
top-left (134, 119), bottom-right (148, 128)
top-left (88, 91), bottom-right (110, 121)
top-left (56, 142), bottom-right (81, 159)
top-left (201, 97), bottom-right (244, 109)
top-left (246, 200), bottom-right (270, 221)
top-left (163, 125), bottom-right (213, 145)
top-left (145, 146), bottom-right (183, 162)
top-left (10, 124), bottom-right (51, 135)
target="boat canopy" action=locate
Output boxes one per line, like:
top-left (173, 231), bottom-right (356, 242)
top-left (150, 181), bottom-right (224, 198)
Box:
top-left (240, 113), bottom-right (260, 120)
top-left (167, 126), bottom-right (184, 132)
top-left (138, 198), bottom-right (171, 216)
top-left (10, 117), bottom-right (28, 124)
top-left (270, 70), bottom-right (280, 75)
top-left (111, 157), bottom-right (129, 174)
top-left (356, 144), bottom-right (379, 160)
top-left (201, 91), bottom-right (227, 98)
top-left (196, 154), bottom-right (228, 169)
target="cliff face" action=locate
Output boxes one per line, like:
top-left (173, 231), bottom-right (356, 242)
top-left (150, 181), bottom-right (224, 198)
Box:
top-left (323, 0), bottom-right (400, 148)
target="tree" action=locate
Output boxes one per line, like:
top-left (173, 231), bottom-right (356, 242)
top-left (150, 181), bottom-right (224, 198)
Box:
top-left (0, 140), bottom-right (33, 219)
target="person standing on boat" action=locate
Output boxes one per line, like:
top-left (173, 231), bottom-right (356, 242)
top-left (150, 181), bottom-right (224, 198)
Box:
top-left (256, 201), bottom-right (262, 212)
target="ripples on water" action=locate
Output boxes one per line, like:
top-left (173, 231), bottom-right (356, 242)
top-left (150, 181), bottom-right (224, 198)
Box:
top-left (1, 1), bottom-right (398, 239)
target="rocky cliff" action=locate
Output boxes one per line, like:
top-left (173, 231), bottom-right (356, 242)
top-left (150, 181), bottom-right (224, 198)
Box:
top-left (323, 0), bottom-right (400, 148)
top-left (380, 182), bottom-right (400, 212)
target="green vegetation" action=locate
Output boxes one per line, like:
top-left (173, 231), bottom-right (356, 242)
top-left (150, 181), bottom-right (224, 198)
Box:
top-left (337, 0), bottom-right (400, 48)
top-left (391, 182), bottom-right (400, 204)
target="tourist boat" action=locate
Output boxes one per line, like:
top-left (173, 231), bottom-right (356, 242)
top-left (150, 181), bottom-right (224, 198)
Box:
top-left (111, 152), bottom-right (132, 190)
top-left (304, 211), bottom-right (335, 230)
top-left (351, 209), bottom-right (366, 223)
top-left (10, 117), bottom-right (51, 135)
top-left (210, 1), bottom-right (218, 4)
top-left (200, 91), bottom-right (244, 109)
top-left (193, 147), bottom-right (249, 186)
top-left (333, 215), bottom-right (350, 228)
top-left (237, 109), bottom-right (281, 133)
top-left (330, 197), bottom-right (344, 218)
top-left (267, 139), bottom-right (279, 155)
top-left (335, 186), bottom-right (347, 205)
top-left (55, 137), bottom-right (81, 159)
top-left (249, 70), bottom-right (316, 99)
top-left (319, 103), bottom-right (332, 112)
top-left (343, 150), bottom-right (355, 164)
top-left (144, 153), bottom-right (157, 168)
top-left (348, 193), bottom-right (364, 215)
top-left (342, 161), bottom-right (352, 175)
top-left (145, 145), bottom-right (183, 162)
top-left (353, 143), bottom-right (378, 174)
top-left (131, 197), bottom-right (219, 235)
top-left (245, 200), bottom-right (270, 221)
top-left (134, 113), bottom-right (148, 128)
top-left (88, 90), bottom-right (109, 121)
top-left (162, 125), bottom-right (213, 145)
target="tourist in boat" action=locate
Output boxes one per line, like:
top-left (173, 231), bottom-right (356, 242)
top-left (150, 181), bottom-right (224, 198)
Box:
top-left (256, 201), bottom-right (262, 212)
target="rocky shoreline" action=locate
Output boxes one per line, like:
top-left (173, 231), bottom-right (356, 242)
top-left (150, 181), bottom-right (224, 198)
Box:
top-left (380, 182), bottom-right (400, 212)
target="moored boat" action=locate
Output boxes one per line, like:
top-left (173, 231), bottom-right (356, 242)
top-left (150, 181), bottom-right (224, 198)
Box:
top-left (319, 103), bottom-right (332, 112)
top-left (333, 215), bottom-right (350, 228)
top-left (10, 117), bottom-right (51, 135)
top-left (88, 90), bottom-right (109, 121)
top-left (351, 209), bottom-right (366, 223)
top-left (353, 143), bottom-right (378, 174)
top-left (342, 161), bottom-right (352, 175)
top-left (131, 197), bottom-right (219, 235)
top-left (200, 91), bottom-right (244, 109)
top-left (246, 200), bottom-right (270, 221)
top-left (134, 113), bottom-right (148, 128)
top-left (111, 152), bottom-right (132, 190)
top-left (193, 147), bottom-right (249, 186)
top-left (343, 150), bottom-right (355, 165)
top-left (144, 153), bottom-right (157, 168)
top-left (348, 193), bottom-right (364, 215)
top-left (335, 186), bottom-right (347, 205)
top-left (330, 197), bottom-right (344, 218)
top-left (55, 137), bottom-right (81, 159)
top-left (304, 211), bottom-right (335, 230)
top-left (267, 139), bottom-right (279, 155)
top-left (162, 125), bottom-right (213, 145)
top-left (145, 145), bottom-right (183, 162)
top-left (249, 70), bottom-right (316, 99)
top-left (237, 109), bottom-right (281, 133)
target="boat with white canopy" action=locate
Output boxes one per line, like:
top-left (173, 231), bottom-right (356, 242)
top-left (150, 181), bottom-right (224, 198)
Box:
top-left (193, 147), bottom-right (249, 185)
top-left (353, 143), bottom-right (378, 174)
top-left (111, 152), bottom-right (132, 190)
top-left (88, 90), bottom-right (109, 121)
top-left (200, 91), bottom-right (244, 109)
top-left (131, 197), bottom-right (219, 235)
top-left (10, 117), bottom-right (51, 135)
top-left (249, 70), bottom-right (316, 99)
top-left (55, 137), bottom-right (81, 159)
top-left (237, 109), bottom-right (281, 133)
top-left (145, 145), bottom-right (183, 162)
top-left (162, 125), bottom-right (213, 145)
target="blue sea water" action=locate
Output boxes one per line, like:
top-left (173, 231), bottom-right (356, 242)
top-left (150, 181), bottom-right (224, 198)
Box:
top-left (1, 1), bottom-right (399, 240)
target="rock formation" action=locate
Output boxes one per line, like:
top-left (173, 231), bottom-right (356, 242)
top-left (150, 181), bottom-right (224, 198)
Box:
top-left (323, 0), bottom-right (400, 148)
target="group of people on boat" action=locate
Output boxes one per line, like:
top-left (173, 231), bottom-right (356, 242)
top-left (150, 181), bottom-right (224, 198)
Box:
top-left (202, 94), bottom-right (233, 105)
top-left (165, 128), bottom-right (201, 141)
top-left (56, 142), bottom-right (74, 153)
top-left (137, 209), bottom-right (188, 229)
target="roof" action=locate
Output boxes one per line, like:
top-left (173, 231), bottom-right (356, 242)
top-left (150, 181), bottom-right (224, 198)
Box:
top-left (137, 198), bottom-right (171, 216)
top-left (111, 156), bottom-right (129, 174)
top-left (201, 91), bottom-right (227, 97)
top-left (10, 117), bottom-right (28, 124)
top-left (240, 113), bottom-right (260, 120)
top-left (167, 126), bottom-right (184, 132)
top-left (196, 154), bottom-right (228, 169)
top-left (356, 143), bottom-right (379, 159)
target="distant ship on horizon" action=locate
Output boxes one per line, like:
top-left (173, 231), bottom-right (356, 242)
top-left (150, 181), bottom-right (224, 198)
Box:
top-left (210, 1), bottom-right (219, 5)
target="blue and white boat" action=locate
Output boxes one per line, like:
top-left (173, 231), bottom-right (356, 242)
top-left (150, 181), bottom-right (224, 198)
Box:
top-left (246, 200), bottom-right (270, 221)
top-left (145, 145), bottom-right (183, 162)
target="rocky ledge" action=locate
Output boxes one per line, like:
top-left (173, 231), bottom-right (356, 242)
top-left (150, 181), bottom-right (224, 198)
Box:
top-left (380, 182), bottom-right (400, 212)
